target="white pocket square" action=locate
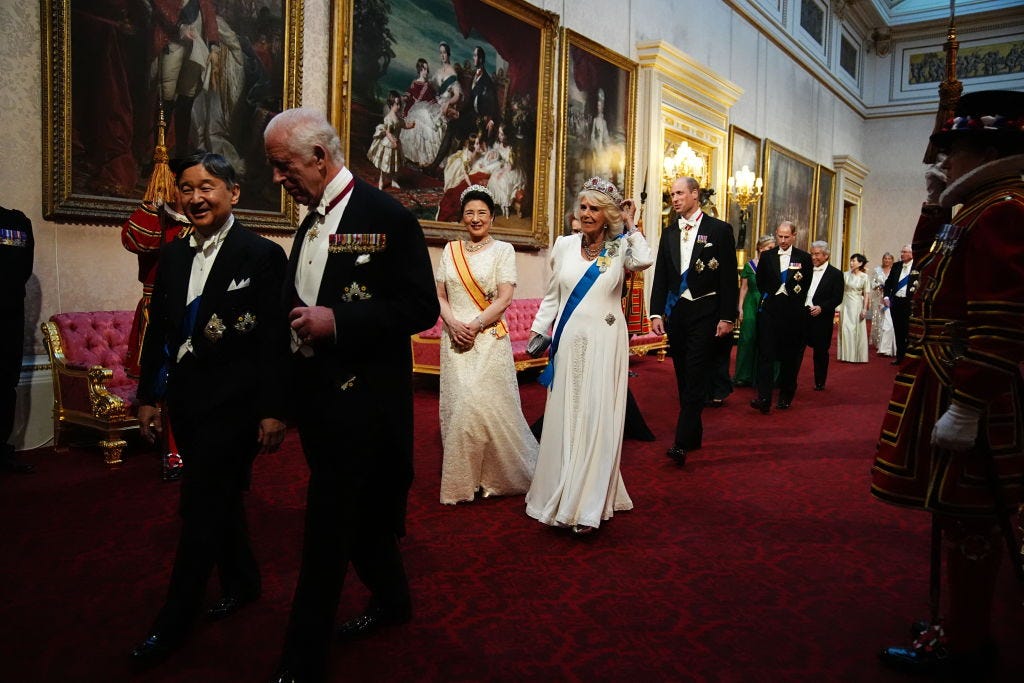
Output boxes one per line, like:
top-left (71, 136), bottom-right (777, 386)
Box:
top-left (227, 278), bottom-right (251, 291)
top-left (355, 254), bottom-right (371, 265)
top-left (703, 242), bottom-right (713, 248)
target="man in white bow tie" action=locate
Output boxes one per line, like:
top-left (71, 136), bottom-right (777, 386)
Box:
top-left (751, 221), bottom-right (813, 412)
top-left (650, 176), bottom-right (738, 466)
top-left (882, 243), bottom-right (915, 364)
top-left (131, 152), bottom-right (290, 666)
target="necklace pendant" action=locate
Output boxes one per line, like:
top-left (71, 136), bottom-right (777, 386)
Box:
top-left (307, 225), bottom-right (320, 241)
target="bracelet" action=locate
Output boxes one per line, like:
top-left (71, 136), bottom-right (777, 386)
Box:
top-left (475, 316), bottom-right (485, 332)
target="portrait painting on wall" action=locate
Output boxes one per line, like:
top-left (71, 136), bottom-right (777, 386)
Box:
top-left (555, 29), bottom-right (636, 236)
top-left (761, 140), bottom-right (816, 252)
top-left (331, 0), bottom-right (557, 247)
top-left (726, 125), bottom-right (761, 254)
top-left (43, 0), bottom-right (304, 232)
top-left (814, 165), bottom-right (835, 245)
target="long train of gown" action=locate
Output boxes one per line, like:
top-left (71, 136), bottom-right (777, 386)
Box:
top-left (437, 240), bottom-right (538, 504)
top-left (525, 231), bottom-right (652, 529)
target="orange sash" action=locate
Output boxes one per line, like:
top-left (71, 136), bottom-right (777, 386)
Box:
top-left (451, 240), bottom-right (508, 339)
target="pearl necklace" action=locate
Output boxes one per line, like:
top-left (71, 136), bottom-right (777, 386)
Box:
top-left (582, 240), bottom-right (602, 259)
top-left (464, 236), bottom-right (493, 253)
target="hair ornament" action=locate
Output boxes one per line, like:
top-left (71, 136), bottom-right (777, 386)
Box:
top-left (581, 177), bottom-right (623, 205)
top-left (460, 184), bottom-right (493, 205)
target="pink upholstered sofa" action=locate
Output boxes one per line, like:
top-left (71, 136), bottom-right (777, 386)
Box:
top-left (41, 311), bottom-right (139, 465)
top-left (411, 298), bottom-right (668, 376)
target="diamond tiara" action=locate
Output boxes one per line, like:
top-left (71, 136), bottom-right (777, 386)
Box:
top-left (581, 177), bottom-right (623, 205)
top-left (460, 184), bottom-right (493, 205)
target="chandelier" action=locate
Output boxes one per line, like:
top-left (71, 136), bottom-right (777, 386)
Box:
top-left (726, 165), bottom-right (763, 251)
top-left (662, 141), bottom-right (706, 189)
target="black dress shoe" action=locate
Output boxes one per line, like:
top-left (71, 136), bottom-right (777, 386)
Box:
top-left (813, 384), bottom-right (824, 391)
top-left (0, 453), bottom-right (34, 474)
top-left (665, 446), bottom-right (687, 466)
top-left (705, 398), bottom-right (726, 408)
top-left (749, 399), bottom-right (770, 415)
top-left (129, 632), bottom-right (180, 666)
top-left (336, 605), bottom-right (411, 641)
top-left (890, 359), bottom-right (901, 365)
top-left (206, 594), bottom-right (258, 621)
top-left (776, 399), bottom-right (791, 409)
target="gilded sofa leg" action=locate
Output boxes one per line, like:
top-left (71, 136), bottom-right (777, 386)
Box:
top-left (100, 439), bottom-right (126, 466)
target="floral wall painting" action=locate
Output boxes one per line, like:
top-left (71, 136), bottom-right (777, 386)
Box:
top-left (760, 140), bottom-right (816, 252)
top-left (555, 30), bottom-right (636, 236)
top-left (332, 0), bottom-right (557, 247)
top-left (43, 0), bottom-right (304, 232)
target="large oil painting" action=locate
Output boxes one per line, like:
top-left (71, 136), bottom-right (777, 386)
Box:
top-left (43, 0), bottom-right (304, 231)
top-left (726, 125), bottom-right (761, 254)
top-left (761, 140), bottom-right (816, 252)
top-left (331, 0), bottom-right (557, 247)
top-left (554, 29), bottom-right (636, 236)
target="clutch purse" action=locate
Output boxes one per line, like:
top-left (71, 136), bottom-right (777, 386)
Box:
top-left (526, 334), bottom-right (551, 357)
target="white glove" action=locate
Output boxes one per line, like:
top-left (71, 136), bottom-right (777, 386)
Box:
top-left (925, 154), bottom-right (948, 205)
top-left (931, 400), bottom-right (982, 451)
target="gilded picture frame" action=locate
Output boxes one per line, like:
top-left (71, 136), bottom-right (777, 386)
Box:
top-left (41, 0), bottom-right (305, 232)
top-left (726, 125), bottom-right (761, 253)
top-left (554, 29), bottom-right (636, 237)
top-left (760, 140), bottom-right (816, 252)
top-left (330, 0), bottom-right (557, 248)
top-left (814, 165), bottom-right (835, 245)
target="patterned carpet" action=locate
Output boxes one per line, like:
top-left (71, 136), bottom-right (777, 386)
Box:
top-left (2, 347), bottom-right (1022, 682)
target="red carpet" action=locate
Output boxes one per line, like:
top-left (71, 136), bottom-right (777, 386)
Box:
top-left (2, 347), bottom-right (1022, 682)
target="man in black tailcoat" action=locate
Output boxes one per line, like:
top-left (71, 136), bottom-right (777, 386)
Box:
top-left (751, 220), bottom-right (813, 413)
top-left (883, 243), bottom-right (917, 364)
top-left (131, 152), bottom-right (290, 665)
top-left (264, 107), bottom-right (438, 683)
top-left (650, 176), bottom-right (738, 466)
top-left (800, 240), bottom-right (844, 391)
top-left (0, 206), bottom-right (34, 473)
top-left (428, 45), bottom-right (501, 169)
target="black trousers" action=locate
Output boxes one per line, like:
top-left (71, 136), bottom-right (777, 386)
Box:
top-left (152, 411), bottom-right (260, 637)
top-left (890, 297), bottom-right (911, 361)
top-left (801, 312), bottom-right (835, 388)
top-left (666, 296), bottom-right (718, 450)
top-left (282, 371), bottom-right (411, 683)
top-left (756, 300), bottom-right (804, 404)
top-left (0, 310), bottom-right (23, 456)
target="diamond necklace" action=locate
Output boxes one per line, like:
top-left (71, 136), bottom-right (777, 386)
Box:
top-left (582, 239), bottom-right (602, 259)
top-left (465, 236), bottom-right (493, 253)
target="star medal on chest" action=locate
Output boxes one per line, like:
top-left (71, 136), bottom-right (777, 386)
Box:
top-left (307, 224), bottom-right (319, 241)
top-left (204, 314), bottom-right (226, 342)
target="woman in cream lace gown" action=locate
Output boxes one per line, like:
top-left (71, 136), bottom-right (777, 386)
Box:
top-left (837, 253), bottom-right (872, 362)
top-left (525, 178), bottom-right (653, 535)
top-left (436, 185), bottom-right (538, 504)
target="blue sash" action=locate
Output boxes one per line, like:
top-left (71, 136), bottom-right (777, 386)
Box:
top-left (537, 242), bottom-right (615, 388)
top-left (897, 273), bottom-right (910, 293)
top-left (664, 268), bottom-right (689, 320)
top-left (155, 295), bottom-right (201, 398)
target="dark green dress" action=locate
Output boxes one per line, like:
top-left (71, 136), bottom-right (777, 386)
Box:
top-left (733, 260), bottom-right (760, 385)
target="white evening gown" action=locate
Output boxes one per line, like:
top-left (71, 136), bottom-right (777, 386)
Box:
top-left (837, 270), bottom-right (871, 362)
top-left (437, 240), bottom-right (539, 504)
top-left (525, 231), bottom-right (653, 529)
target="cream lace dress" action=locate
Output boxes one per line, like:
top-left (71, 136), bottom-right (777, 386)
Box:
top-left (525, 231), bottom-right (653, 529)
top-left (437, 239), bottom-right (539, 504)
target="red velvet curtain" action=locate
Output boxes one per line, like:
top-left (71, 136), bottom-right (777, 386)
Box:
top-left (452, 0), bottom-right (540, 96)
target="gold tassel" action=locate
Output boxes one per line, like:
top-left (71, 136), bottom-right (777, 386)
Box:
top-left (142, 103), bottom-right (177, 206)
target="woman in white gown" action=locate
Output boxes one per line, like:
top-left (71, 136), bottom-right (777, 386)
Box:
top-left (871, 252), bottom-right (897, 355)
top-left (525, 177), bottom-right (653, 535)
top-left (837, 253), bottom-right (872, 363)
top-left (402, 43), bottom-right (462, 166)
top-left (436, 185), bottom-right (538, 504)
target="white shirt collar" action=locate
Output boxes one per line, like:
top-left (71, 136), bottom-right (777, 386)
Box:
top-left (814, 264), bottom-right (827, 272)
top-left (315, 167), bottom-right (354, 217)
top-left (189, 214), bottom-right (234, 253)
top-left (779, 247), bottom-right (792, 256)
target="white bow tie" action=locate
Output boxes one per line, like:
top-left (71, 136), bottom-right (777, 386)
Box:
top-left (680, 218), bottom-right (697, 229)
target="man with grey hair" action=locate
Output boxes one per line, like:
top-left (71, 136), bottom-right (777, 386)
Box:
top-left (799, 240), bottom-right (844, 390)
top-left (264, 107), bottom-right (438, 683)
top-left (883, 243), bottom-right (916, 364)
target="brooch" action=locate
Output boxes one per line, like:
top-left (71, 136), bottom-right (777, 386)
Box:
top-left (605, 313), bottom-right (616, 325)
top-left (204, 314), bottom-right (226, 342)
top-left (341, 281), bottom-right (373, 302)
top-left (605, 240), bottom-right (621, 258)
top-left (694, 259), bottom-right (705, 273)
top-left (329, 233), bottom-right (388, 254)
top-left (708, 258), bottom-right (719, 271)
top-left (233, 312), bottom-right (257, 333)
